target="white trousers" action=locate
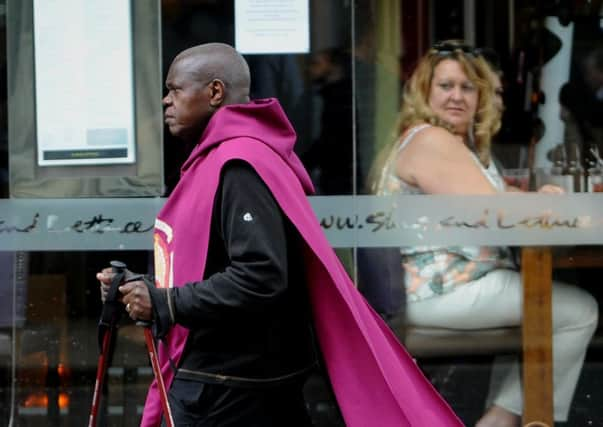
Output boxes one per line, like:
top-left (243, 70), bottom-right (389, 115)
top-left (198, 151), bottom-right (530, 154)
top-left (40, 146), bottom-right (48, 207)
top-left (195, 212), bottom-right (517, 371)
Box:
top-left (405, 269), bottom-right (598, 421)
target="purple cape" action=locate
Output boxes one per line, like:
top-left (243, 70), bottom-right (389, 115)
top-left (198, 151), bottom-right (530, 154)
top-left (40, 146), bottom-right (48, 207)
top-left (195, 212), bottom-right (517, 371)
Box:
top-left (142, 99), bottom-right (463, 426)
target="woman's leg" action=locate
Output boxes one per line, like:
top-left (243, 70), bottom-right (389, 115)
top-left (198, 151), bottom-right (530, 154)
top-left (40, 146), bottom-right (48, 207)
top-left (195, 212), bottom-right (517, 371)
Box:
top-left (405, 269), bottom-right (598, 422)
top-left (539, 277), bottom-right (597, 420)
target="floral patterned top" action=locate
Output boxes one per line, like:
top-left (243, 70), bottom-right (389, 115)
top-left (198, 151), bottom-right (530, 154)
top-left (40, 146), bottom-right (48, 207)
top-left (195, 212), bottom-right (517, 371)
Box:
top-left (375, 124), bottom-right (515, 302)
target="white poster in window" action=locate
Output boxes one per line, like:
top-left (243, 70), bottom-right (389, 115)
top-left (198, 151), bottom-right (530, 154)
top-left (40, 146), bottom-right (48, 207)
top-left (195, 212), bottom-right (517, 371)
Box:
top-left (33, 0), bottom-right (135, 166)
top-left (235, 0), bottom-right (310, 54)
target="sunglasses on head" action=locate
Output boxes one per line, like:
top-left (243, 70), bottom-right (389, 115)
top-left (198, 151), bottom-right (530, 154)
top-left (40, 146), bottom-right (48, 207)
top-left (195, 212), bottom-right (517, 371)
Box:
top-left (431, 42), bottom-right (483, 57)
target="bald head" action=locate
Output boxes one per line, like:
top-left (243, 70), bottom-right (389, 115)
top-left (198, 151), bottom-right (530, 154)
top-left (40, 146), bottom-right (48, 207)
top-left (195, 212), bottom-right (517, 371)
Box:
top-left (163, 44), bottom-right (252, 142)
top-left (173, 43), bottom-right (251, 105)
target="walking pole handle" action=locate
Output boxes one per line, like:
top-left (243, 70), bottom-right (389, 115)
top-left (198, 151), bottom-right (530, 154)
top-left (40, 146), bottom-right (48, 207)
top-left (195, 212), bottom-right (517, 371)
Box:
top-left (107, 260), bottom-right (126, 300)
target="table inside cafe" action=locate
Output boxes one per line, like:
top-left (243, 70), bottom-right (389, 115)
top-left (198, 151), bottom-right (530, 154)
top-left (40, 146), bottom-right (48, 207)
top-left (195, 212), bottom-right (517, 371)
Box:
top-left (505, 157), bottom-right (603, 426)
top-left (521, 245), bottom-right (603, 427)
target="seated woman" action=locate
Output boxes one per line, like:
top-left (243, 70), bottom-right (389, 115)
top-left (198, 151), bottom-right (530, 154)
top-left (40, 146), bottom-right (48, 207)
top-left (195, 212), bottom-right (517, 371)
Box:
top-left (371, 41), bottom-right (598, 427)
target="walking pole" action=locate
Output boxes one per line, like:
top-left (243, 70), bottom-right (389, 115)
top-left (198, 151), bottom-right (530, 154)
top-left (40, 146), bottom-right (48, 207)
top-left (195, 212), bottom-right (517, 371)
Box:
top-left (137, 320), bottom-right (174, 427)
top-left (89, 260), bottom-right (127, 427)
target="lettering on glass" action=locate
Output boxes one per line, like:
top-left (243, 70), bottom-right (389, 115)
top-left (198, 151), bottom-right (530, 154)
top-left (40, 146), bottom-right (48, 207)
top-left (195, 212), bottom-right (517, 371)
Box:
top-left (0, 208), bottom-right (597, 238)
top-left (0, 213), bottom-right (40, 233)
top-left (318, 209), bottom-right (594, 233)
top-left (0, 212), bottom-right (153, 234)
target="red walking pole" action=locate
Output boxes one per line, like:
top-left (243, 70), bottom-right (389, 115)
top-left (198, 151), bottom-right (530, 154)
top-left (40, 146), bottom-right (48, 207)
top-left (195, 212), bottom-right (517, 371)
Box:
top-left (89, 328), bottom-right (114, 427)
top-left (89, 260), bottom-right (127, 427)
top-left (89, 261), bottom-right (174, 426)
top-left (138, 321), bottom-right (174, 427)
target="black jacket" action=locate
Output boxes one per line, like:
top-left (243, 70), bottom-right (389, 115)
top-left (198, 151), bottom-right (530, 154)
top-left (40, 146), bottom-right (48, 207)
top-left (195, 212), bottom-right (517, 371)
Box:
top-left (150, 160), bottom-right (317, 387)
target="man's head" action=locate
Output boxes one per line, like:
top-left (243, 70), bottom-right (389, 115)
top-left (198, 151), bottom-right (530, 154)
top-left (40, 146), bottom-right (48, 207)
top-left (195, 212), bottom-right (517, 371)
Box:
top-left (163, 43), bottom-right (251, 142)
top-left (308, 48), bottom-right (348, 85)
top-left (583, 48), bottom-right (603, 93)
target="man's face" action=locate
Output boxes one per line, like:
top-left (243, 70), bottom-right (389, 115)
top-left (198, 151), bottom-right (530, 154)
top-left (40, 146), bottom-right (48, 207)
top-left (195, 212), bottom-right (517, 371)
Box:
top-left (162, 58), bottom-right (212, 142)
top-left (585, 60), bottom-right (603, 92)
top-left (308, 52), bottom-right (332, 83)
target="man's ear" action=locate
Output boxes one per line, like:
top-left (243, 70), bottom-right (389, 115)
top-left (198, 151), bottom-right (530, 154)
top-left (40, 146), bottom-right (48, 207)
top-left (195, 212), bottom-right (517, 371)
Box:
top-left (208, 79), bottom-right (226, 108)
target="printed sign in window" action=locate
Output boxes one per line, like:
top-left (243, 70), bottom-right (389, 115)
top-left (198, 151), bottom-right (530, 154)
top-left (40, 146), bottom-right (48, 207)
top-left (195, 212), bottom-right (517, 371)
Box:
top-left (235, 0), bottom-right (310, 54)
top-left (33, 0), bottom-right (136, 166)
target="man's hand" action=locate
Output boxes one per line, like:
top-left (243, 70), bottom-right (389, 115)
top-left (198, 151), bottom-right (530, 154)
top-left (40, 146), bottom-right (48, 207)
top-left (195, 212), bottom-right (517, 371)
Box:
top-left (96, 267), bottom-right (140, 304)
top-left (97, 267), bottom-right (121, 304)
top-left (537, 184), bottom-right (565, 194)
top-left (119, 280), bottom-right (153, 321)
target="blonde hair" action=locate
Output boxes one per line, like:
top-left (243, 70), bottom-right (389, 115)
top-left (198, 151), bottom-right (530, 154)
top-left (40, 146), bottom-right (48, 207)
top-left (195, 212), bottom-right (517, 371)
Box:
top-left (399, 44), bottom-right (500, 165)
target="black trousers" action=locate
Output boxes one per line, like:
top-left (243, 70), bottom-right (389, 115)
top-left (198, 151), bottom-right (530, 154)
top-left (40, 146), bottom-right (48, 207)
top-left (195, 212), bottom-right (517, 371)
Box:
top-left (161, 378), bottom-right (313, 427)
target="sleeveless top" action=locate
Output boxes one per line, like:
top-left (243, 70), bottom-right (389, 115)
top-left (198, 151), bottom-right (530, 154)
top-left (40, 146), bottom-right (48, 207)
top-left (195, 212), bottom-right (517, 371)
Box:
top-left (375, 124), bottom-right (514, 302)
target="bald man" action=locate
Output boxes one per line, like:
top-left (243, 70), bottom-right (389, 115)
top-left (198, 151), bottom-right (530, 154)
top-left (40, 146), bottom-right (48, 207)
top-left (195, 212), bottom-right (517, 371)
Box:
top-left (97, 43), bottom-right (317, 426)
top-left (97, 43), bottom-right (464, 427)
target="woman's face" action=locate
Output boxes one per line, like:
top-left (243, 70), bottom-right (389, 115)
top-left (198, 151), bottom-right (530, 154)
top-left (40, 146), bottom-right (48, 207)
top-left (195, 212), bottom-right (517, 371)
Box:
top-left (428, 58), bottom-right (479, 136)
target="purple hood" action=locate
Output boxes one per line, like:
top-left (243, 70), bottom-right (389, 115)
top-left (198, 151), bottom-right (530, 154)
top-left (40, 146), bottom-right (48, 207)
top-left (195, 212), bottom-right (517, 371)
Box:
top-left (181, 98), bottom-right (314, 194)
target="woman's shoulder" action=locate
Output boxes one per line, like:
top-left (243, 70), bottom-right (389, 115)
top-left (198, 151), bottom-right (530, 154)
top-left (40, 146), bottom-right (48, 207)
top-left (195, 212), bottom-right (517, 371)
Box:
top-left (395, 123), bottom-right (477, 184)
top-left (399, 123), bottom-right (463, 156)
top-left (411, 123), bottom-right (455, 139)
